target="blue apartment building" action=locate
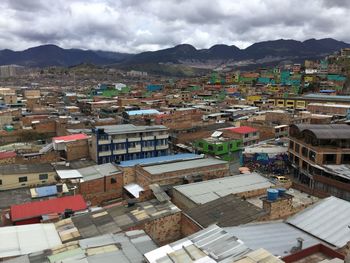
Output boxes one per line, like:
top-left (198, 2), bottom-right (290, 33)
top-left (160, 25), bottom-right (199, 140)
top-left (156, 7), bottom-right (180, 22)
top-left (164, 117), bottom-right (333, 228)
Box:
top-left (91, 124), bottom-right (169, 164)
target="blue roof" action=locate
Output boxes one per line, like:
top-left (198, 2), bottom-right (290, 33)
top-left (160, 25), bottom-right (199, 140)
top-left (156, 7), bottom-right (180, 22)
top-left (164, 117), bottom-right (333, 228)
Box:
top-left (126, 109), bottom-right (160, 116)
top-left (304, 94), bottom-right (350, 99)
top-left (35, 185), bottom-right (57, 197)
top-left (320, 89), bottom-right (335, 93)
top-left (119, 153), bottom-right (203, 167)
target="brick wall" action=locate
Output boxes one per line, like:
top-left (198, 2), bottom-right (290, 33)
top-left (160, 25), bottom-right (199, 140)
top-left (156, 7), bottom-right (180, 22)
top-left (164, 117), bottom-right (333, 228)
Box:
top-left (78, 173), bottom-right (123, 206)
top-left (143, 212), bottom-right (182, 245)
top-left (15, 152), bottom-right (60, 164)
top-left (65, 140), bottom-right (89, 161)
top-left (135, 163), bottom-right (230, 189)
top-left (180, 213), bottom-right (202, 237)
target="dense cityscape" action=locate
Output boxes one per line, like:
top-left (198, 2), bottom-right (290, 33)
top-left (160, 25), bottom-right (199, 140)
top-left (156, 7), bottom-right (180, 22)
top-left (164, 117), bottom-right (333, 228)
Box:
top-left (1, 1), bottom-right (350, 263)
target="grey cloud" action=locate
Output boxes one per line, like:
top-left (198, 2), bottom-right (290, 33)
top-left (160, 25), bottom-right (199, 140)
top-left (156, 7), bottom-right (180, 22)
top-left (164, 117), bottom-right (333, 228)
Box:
top-left (0, 0), bottom-right (349, 53)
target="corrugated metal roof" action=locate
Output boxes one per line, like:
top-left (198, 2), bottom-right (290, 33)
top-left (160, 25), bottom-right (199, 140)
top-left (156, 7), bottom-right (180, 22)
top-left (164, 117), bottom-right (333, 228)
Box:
top-left (118, 154), bottom-right (203, 167)
top-left (174, 173), bottom-right (274, 205)
top-left (144, 225), bottom-right (251, 263)
top-left (53, 133), bottom-right (88, 143)
top-left (95, 124), bottom-right (167, 135)
top-left (185, 195), bottom-right (266, 228)
top-left (78, 163), bottom-right (121, 181)
top-left (0, 224), bottom-right (62, 258)
top-left (143, 158), bottom-right (227, 175)
top-left (224, 221), bottom-right (325, 257)
top-left (126, 109), bottom-right (160, 116)
top-left (11, 195), bottom-right (87, 222)
top-left (124, 183), bottom-right (144, 198)
top-left (287, 196), bottom-right (350, 247)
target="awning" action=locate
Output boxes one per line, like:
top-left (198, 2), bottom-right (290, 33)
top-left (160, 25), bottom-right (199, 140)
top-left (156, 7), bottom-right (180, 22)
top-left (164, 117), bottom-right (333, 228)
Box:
top-left (124, 183), bottom-right (144, 198)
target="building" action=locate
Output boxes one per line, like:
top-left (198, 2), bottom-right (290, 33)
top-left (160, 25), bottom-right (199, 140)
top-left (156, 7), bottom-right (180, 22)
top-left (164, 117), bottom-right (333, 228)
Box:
top-left (90, 124), bottom-right (169, 164)
top-left (118, 153), bottom-right (204, 185)
top-left (78, 163), bottom-right (123, 205)
top-left (0, 163), bottom-right (56, 191)
top-left (54, 198), bottom-right (181, 245)
top-left (221, 126), bottom-right (259, 147)
top-left (52, 133), bottom-right (89, 161)
top-left (307, 103), bottom-right (350, 118)
top-left (144, 224), bottom-right (252, 263)
top-left (194, 131), bottom-right (242, 161)
top-left (172, 173), bottom-right (274, 210)
top-left (11, 230), bottom-right (158, 263)
top-left (10, 195), bottom-right (87, 225)
top-left (288, 124), bottom-right (350, 200)
top-left (224, 221), bottom-right (331, 258)
top-left (135, 158), bottom-right (229, 189)
top-left (286, 196), bottom-right (350, 248)
top-left (0, 223), bottom-right (62, 259)
top-left (184, 194), bottom-right (266, 228)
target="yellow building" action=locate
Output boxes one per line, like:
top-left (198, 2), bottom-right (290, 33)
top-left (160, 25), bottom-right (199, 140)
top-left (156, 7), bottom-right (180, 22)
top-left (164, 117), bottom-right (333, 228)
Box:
top-left (0, 163), bottom-right (56, 190)
top-left (247, 95), bottom-right (262, 102)
top-left (304, 75), bottom-right (314, 83)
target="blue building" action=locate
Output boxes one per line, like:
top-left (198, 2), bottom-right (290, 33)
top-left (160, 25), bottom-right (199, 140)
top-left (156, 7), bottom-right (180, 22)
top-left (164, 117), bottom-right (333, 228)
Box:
top-left (146, 84), bottom-right (163, 92)
top-left (91, 124), bottom-right (169, 164)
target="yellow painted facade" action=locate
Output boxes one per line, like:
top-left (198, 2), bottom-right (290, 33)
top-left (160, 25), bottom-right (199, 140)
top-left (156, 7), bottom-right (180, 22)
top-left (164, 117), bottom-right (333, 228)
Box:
top-left (247, 95), bottom-right (262, 102)
top-left (0, 171), bottom-right (56, 190)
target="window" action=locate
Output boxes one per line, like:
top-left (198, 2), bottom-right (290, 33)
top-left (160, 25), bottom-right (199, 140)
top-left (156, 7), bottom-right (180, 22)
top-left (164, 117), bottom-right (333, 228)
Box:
top-left (244, 134), bottom-right (249, 138)
top-left (289, 140), bottom-right (294, 150)
top-left (0, 179), bottom-right (2, 185)
top-left (19, 176), bottom-right (27, 183)
top-left (39, 174), bottom-right (48, 180)
top-left (111, 178), bottom-right (117, 184)
top-left (342, 154), bottom-right (350, 164)
top-left (295, 143), bottom-right (300, 153)
top-left (309, 150), bottom-right (316, 162)
top-left (217, 145), bottom-right (224, 152)
top-left (301, 147), bottom-right (308, 157)
top-left (208, 145), bottom-right (214, 151)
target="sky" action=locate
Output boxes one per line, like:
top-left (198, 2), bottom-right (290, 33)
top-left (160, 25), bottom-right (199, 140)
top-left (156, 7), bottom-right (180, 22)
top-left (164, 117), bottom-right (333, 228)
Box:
top-left (0, 0), bottom-right (349, 53)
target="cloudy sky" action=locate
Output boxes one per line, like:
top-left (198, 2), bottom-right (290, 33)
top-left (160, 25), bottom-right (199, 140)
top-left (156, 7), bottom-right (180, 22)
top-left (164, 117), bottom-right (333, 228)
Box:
top-left (0, 0), bottom-right (349, 53)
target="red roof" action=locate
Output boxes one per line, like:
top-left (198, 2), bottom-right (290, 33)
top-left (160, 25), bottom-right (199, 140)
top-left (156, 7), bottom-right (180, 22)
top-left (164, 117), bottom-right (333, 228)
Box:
top-left (224, 126), bottom-right (258, 134)
top-left (11, 195), bottom-right (87, 222)
top-left (53, 133), bottom-right (88, 142)
top-left (0, 151), bottom-right (16, 160)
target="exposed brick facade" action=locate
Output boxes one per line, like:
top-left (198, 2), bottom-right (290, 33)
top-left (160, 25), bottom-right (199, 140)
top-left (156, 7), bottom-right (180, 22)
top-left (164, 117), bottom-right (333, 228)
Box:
top-left (135, 162), bottom-right (229, 189)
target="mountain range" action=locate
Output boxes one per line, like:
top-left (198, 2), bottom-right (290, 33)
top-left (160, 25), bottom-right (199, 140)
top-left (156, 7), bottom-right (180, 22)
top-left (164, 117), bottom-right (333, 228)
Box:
top-left (0, 38), bottom-right (349, 69)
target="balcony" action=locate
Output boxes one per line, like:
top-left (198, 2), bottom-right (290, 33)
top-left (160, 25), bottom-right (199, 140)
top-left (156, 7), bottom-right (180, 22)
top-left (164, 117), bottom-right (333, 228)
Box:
top-left (98, 139), bottom-right (110, 145)
top-left (113, 138), bottom-right (126, 143)
top-left (113, 149), bottom-right (127, 155)
top-left (99, 150), bottom-right (111, 157)
top-left (128, 137), bottom-right (141, 142)
top-left (156, 134), bottom-right (169, 139)
top-left (156, 145), bottom-right (169, 150)
top-left (143, 136), bottom-right (155, 140)
top-left (143, 146), bottom-right (155, 151)
top-left (128, 146), bottom-right (142, 153)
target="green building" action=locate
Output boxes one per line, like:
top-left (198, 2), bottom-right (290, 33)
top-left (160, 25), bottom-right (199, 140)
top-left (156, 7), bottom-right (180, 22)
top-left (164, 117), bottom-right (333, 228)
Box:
top-left (194, 137), bottom-right (242, 161)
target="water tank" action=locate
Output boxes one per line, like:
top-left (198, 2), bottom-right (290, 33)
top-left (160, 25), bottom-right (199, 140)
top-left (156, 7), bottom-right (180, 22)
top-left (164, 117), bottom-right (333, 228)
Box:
top-left (267, 189), bottom-right (279, 201)
top-left (277, 188), bottom-right (286, 197)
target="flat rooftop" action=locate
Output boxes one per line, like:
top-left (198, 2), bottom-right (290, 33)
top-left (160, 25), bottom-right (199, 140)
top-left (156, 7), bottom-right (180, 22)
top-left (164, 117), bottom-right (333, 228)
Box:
top-left (0, 163), bottom-right (54, 175)
top-left (173, 173), bottom-right (274, 205)
top-left (118, 153), bottom-right (203, 167)
top-left (142, 158), bottom-right (227, 175)
top-left (78, 163), bottom-right (121, 181)
top-left (247, 188), bottom-right (319, 209)
top-left (95, 124), bottom-right (168, 134)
